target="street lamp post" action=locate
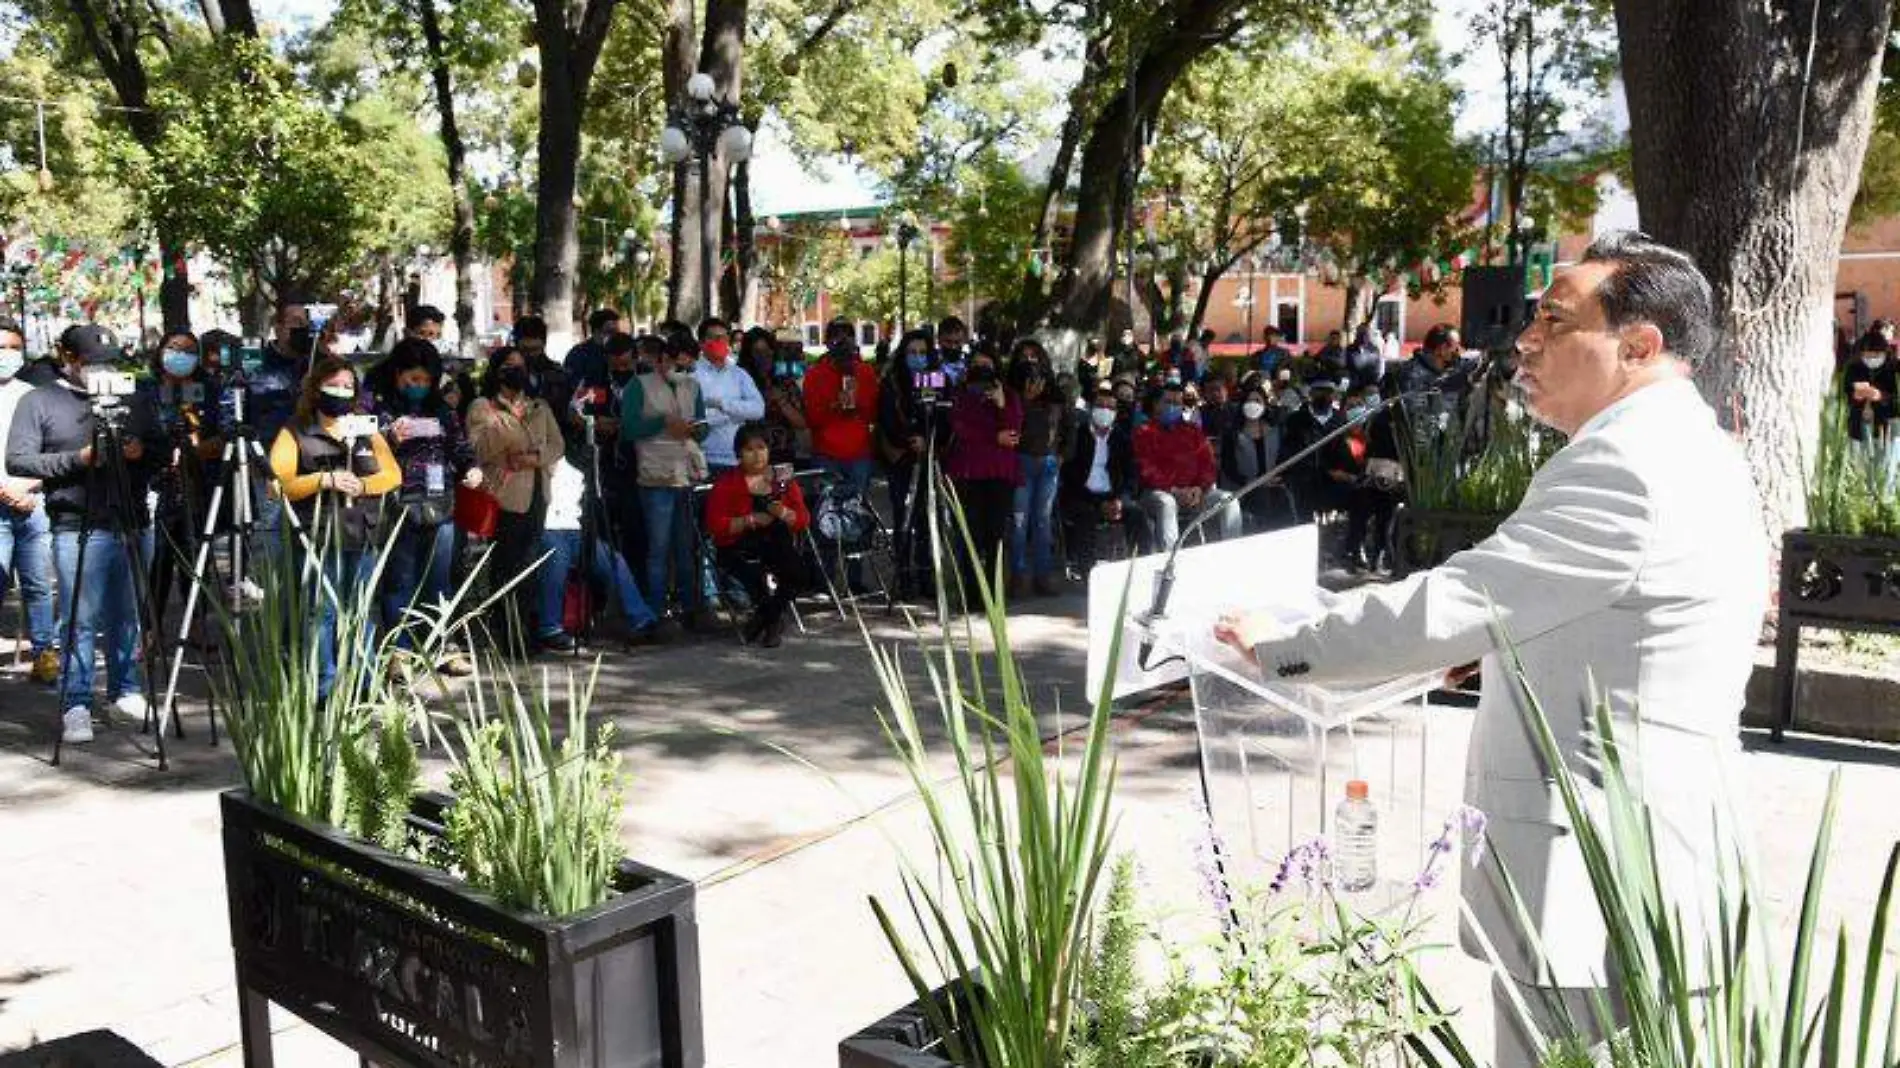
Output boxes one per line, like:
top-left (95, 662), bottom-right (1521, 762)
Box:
top-left (894, 219), bottom-right (920, 337)
top-left (659, 72), bottom-right (752, 322)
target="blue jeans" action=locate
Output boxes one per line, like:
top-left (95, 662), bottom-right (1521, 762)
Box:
top-left (1010, 453), bottom-right (1059, 578)
top-left (316, 549), bottom-right (376, 702)
top-left (536, 529), bottom-right (659, 637)
top-left (0, 504), bottom-right (56, 654)
top-left (52, 528), bottom-right (144, 710)
top-left (382, 518), bottom-right (457, 643)
top-left (817, 455), bottom-right (875, 496)
top-left (639, 486), bottom-right (702, 613)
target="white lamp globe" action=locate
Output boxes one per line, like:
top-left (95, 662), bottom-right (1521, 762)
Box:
top-left (659, 125), bottom-right (692, 163)
top-left (718, 124), bottom-right (753, 162)
top-left (686, 73), bottom-right (716, 102)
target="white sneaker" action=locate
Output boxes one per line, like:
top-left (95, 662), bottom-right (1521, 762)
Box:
top-left (113, 693), bottom-right (149, 725)
top-left (61, 706), bottom-right (94, 744)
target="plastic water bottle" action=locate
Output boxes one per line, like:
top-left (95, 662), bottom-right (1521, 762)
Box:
top-left (1335, 780), bottom-right (1378, 893)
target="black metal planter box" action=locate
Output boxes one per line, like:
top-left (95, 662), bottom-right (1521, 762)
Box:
top-left (1389, 507), bottom-right (1504, 578)
top-left (839, 982), bottom-right (974, 1068)
top-left (1773, 529), bottom-right (1900, 741)
top-left (220, 789), bottom-right (703, 1068)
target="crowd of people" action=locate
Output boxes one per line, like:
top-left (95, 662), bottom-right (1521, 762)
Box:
top-left (0, 301), bottom-right (1482, 746)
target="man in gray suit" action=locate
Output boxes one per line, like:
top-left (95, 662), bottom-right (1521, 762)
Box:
top-left (1216, 232), bottom-right (1770, 1065)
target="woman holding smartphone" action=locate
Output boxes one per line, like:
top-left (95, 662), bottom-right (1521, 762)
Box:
top-left (704, 423), bottom-right (809, 647)
top-left (467, 345), bottom-right (563, 651)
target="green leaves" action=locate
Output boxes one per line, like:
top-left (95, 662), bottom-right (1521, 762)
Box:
top-left (135, 37), bottom-right (376, 306)
top-left (1806, 381), bottom-right (1900, 538)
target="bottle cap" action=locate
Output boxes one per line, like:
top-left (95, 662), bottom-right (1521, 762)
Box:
top-left (1345, 780), bottom-right (1369, 800)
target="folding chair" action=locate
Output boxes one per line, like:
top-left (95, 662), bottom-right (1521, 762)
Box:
top-left (797, 468), bottom-right (896, 619)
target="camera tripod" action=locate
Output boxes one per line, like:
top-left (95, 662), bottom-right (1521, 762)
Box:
top-left (569, 410), bottom-right (617, 655)
top-left (50, 405), bottom-right (170, 769)
top-left (154, 386), bottom-right (286, 754)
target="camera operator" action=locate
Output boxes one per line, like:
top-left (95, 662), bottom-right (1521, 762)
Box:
top-left (877, 329), bottom-right (949, 596)
top-left (142, 330), bottom-right (226, 623)
top-left (935, 315), bottom-right (971, 386)
top-left (0, 318), bottom-right (58, 685)
top-left (704, 423), bottom-right (809, 648)
top-left (6, 325), bottom-right (167, 744)
top-left (945, 349), bottom-right (1024, 587)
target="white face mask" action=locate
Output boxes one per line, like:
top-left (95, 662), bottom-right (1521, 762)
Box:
top-left (0, 348), bottom-right (22, 380)
top-left (1090, 407), bottom-right (1116, 430)
top-left (666, 367), bottom-right (691, 384)
top-left (1863, 353), bottom-right (1889, 369)
top-left (1241, 400), bottom-right (1266, 421)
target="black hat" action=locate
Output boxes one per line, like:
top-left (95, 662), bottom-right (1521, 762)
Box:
top-left (58, 324), bottom-right (119, 365)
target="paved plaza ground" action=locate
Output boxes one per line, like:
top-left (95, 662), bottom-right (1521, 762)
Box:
top-left (1, 589), bottom-right (1897, 1067)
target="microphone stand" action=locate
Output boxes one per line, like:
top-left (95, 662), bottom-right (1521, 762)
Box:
top-left (1134, 386), bottom-right (1439, 670)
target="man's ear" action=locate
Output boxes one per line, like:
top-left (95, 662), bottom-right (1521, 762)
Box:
top-left (1619, 322), bottom-right (1666, 365)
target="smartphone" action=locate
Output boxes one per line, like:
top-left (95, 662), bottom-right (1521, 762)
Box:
top-left (771, 462), bottom-right (794, 492)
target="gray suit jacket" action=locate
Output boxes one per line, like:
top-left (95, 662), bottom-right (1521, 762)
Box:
top-left (1253, 377), bottom-right (1769, 985)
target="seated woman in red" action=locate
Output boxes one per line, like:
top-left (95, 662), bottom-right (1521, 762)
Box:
top-left (704, 422), bottom-right (811, 647)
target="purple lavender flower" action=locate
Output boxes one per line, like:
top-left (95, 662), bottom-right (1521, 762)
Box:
top-left (1269, 837), bottom-right (1334, 895)
top-left (1188, 789), bottom-right (1238, 934)
top-left (1408, 805), bottom-right (1489, 893)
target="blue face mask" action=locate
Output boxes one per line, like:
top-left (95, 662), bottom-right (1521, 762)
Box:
top-left (400, 383), bottom-right (431, 404)
top-left (1158, 405), bottom-right (1182, 428)
top-left (162, 351), bottom-right (199, 378)
top-left (905, 352), bottom-right (929, 372)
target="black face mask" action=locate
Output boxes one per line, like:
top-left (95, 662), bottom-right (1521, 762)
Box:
top-left (287, 327), bottom-right (314, 355)
top-left (498, 365), bottom-right (530, 392)
top-left (316, 392), bottom-right (355, 418)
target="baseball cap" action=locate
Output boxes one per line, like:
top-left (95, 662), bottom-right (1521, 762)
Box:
top-left (59, 324), bottom-right (120, 365)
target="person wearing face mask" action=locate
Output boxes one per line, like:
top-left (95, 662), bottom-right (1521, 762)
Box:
top-left (510, 315), bottom-right (578, 447)
top-left (936, 315), bottom-right (971, 386)
top-left (1844, 335), bottom-right (1898, 442)
top-left (691, 317), bottom-right (766, 475)
top-left (1279, 375), bottom-right (1343, 520)
top-left (7, 325), bottom-right (168, 741)
top-left (945, 352), bottom-right (1024, 589)
top-left (1134, 382), bottom-right (1241, 550)
top-left (269, 358), bottom-right (402, 700)
top-left (1320, 385), bottom-right (1398, 572)
top-left (0, 319), bottom-right (59, 686)
top-left (1059, 382), bottom-right (1139, 575)
top-left (1007, 344), bottom-right (1069, 598)
top-left (804, 319), bottom-right (881, 495)
top-left (142, 330), bottom-right (226, 624)
top-left (563, 307), bottom-right (624, 392)
top-left (467, 345), bottom-right (565, 651)
top-left (621, 337), bottom-right (713, 633)
top-left (876, 329), bottom-right (946, 597)
top-left (1220, 383), bottom-right (1294, 531)
top-left (378, 341), bottom-right (481, 674)
top-left (1198, 374), bottom-right (1237, 444)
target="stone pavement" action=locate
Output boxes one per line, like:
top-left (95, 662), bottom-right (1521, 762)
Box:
top-left (1, 591), bottom-right (1897, 1067)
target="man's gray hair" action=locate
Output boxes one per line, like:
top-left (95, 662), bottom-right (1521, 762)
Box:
top-left (1580, 230), bottom-right (1716, 366)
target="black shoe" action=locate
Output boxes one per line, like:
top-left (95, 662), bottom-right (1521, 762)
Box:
top-left (650, 618), bottom-right (684, 643)
top-left (625, 623), bottom-right (664, 648)
top-left (537, 632), bottom-right (578, 654)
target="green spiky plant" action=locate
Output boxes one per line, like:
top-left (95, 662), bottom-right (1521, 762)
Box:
top-left (1482, 620), bottom-right (1900, 1067)
top-left (1806, 382), bottom-right (1900, 538)
top-left (1399, 400), bottom-right (1558, 516)
top-left (865, 474), bottom-right (1123, 1068)
top-left (442, 656), bottom-right (626, 917)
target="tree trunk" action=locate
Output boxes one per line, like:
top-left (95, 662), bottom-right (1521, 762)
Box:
top-left (217, 0), bottom-right (257, 36)
top-left (698, 0), bottom-right (745, 325)
top-left (1018, 27), bottom-right (1107, 323)
top-left (1342, 277), bottom-right (1378, 332)
top-left (417, 0), bottom-right (477, 359)
top-left (726, 154), bottom-right (755, 321)
top-left (530, 0), bottom-right (620, 348)
top-left (1047, 2), bottom-right (1245, 330)
top-left (662, 0), bottom-right (698, 324)
top-left (1615, 0), bottom-right (1892, 535)
top-left (374, 249), bottom-right (397, 345)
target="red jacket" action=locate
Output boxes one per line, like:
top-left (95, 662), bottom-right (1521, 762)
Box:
top-left (704, 468), bottom-right (811, 548)
top-left (1134, 421), bottom-right (1218, 492)
top-left (802, 359), bottom-right (880, 462)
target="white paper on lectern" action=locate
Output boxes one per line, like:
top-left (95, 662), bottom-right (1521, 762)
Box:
top-left (1085, 524), bottom-right (1322, 701)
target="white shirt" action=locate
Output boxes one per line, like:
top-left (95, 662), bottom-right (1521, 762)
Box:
top-left (0, 376), bottom-right (34, 480)
top-left (545, 457), bottom-right (586, 532)
top-left (694, 357), bottom-right (766, 467)
top-left (1085, 429), bottom-right (1114, 494)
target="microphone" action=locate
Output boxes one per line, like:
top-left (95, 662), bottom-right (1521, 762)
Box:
top-left (1133, 385), bottom-right (1438, 670)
